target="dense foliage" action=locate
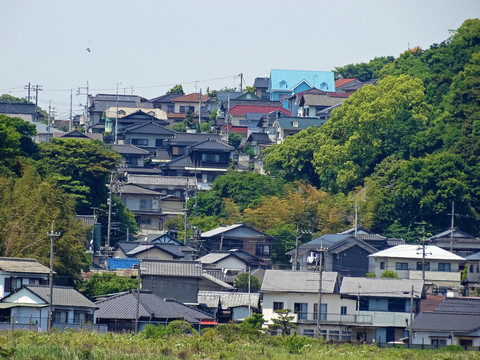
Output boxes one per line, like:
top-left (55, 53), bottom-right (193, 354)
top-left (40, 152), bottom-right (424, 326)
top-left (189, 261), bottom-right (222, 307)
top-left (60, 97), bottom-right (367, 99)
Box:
top-left (76, 272), bottom-right (138, 298)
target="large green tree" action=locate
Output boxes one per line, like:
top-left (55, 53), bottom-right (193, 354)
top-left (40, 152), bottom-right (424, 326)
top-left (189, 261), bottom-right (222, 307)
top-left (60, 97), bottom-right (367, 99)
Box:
top-left (39, 139), bottom-right (120, 213)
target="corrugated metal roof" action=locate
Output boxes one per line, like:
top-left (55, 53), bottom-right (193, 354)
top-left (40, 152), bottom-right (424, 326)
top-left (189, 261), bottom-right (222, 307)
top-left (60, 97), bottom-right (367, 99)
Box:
top-left (200, 224), bottom-right (244, 237)
top-left (201, 273), bottom-right (235, 290)
top-left (369, 245), bottom-right (466, 261)
top-left (127, 174), bottom-right (196, 187)
top-left (340, 277), bottom-right (424, 298)
top-left (141, 259), bottom-right (203, 278)
top-left (0, 258), bottom-right (50, 274)
top-left (121, 184), bottom-right (164, 196)
top-left (261, 270), bottom-right (337, 294)
top-left (198, 291), bottom-right (259, 309)
top-left (112, 144), bottom-right (150, 155)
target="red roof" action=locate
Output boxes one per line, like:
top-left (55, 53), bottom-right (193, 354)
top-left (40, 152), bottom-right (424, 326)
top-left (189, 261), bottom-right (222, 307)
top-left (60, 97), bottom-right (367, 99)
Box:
top-left (171, 93), bottom-right (211, 103)
top-left (222, 124), bottom-right (248, 133)
top-left (335, 78), bottom-right (356, 88)
top-left (200, 320), bottom-right (219, 325)
top-left (229, 105), bottom-right (291, 116)
top-left (167, 113), bottom-right (186, 118)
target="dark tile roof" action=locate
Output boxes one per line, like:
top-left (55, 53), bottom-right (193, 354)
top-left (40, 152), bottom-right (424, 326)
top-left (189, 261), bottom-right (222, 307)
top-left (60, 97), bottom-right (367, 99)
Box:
top-left (229, 105), bottom-right (290, 116)
top-left (121, 184), bottom-right (164, 196)
top-left (96, 290), bottom-right (213, 322)
top-left (434, 297), bottom-right (480, 314)
top-left (0, 103), bottom-right (36, 114)
top-left (216, 92), bottom-right (243, 101)
top-left (412, 312), bottom-right (480, 332)
top-left (247, 132), bottom-right (272, 144)
top-left (163, 154), bottom-right (194, 168)
top-left (122, 167), bottom-right (163, 175)
top-left (23, 285), bottom-right (96, 308)
top-left (188, 139), bottom-right (233, 151)
top-left (170, 132), bottom-right (222, 145)
top-left (112, 144), bottom-right (150, 155)
top-left (0, 258), bottom-right (50, 274)
top-left (122, 121), bottom-right (174, 135)
top-left (253, 77), bottom-right (269, 88)
top-left (140, 259), bottom-right (203, 278)
top-left (148, 94), bottom-right (183, 103)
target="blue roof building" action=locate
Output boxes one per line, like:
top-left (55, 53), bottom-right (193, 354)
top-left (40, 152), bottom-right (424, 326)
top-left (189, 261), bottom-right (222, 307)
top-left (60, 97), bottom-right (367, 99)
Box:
top-left (268, 69), bottom-right (335, 108)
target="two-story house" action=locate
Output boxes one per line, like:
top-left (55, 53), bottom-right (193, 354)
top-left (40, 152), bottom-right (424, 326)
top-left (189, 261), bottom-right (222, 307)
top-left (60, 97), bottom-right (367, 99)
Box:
top-left (0, 258), bottom-right (50, 299)
top-left (120, 121), bottom-right (174, 153)
top-left (340, 277), bottom-right (424, 344)
top-left (369, 245), bottom-right (465, 292)
top-left (112, 144), bottom-right (150, 168)
top-left (272, 116), bottom-right (325, 144)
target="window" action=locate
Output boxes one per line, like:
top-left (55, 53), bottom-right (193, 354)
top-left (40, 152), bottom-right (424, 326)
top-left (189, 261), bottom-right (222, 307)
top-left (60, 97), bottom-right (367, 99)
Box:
top-left (131, 138), bottom-right (148, 146)
top-left (417, 262), bottom-right (430, 271)
top-left (155, 139), bottom-right (163, 147)
top-left (167, 104), bottom-right (174, 113)
top-left (52, 311), bottom-right (67, 324)
top-left (471, 265), bottom-right (474, 273)
top-left (329, 330), bottom-right (340, 341)
top-left (438, 263), bottom-right (451, 272)
top-left (273, 302), bottom-right (284, 311)
top-left (388, 299), bottom-right (406, 312)
top-left (202, 153), bottom-right (220, 162)
top-left (359, 298), bottom-right (369, 311)
top-left (172, 146), bottom-right (179, 156)
top-left (4, 278), bottom-right (11, 293)
top-left (179, 106), bottom-right (195, 113)
top-left (256, 244), bottom-right (271, 257)
top-left (73, 311), bottom-right (85, 324)
top-left (279, 80), bottom-right (287, 88)
top-left (129, 157), bottom-right (139, 167)
top-left (380, 261), bottom-right (385, 270)
top-left (292, 120), bottom-right (299, 128)
top-left (140, 199), bottom-right (152, 210)
top-left (341, 306), bottom-right (347, 315)
top-left (431, 338), bottom-right (447, 347)
top-left (294, 303), bottom-right (308, 320)
top-left (303, 329), bottom-right (315, 338)
top-left (341, 331), bottom-right (352, 341)
top-left (313, 303), bottom-right (327, 321)
top-left (139, 218), bottom-right (151, 225)
top-left (395, 262), bottom-right (408, 270)
top-left (278, 93), bottom-right (290, 101)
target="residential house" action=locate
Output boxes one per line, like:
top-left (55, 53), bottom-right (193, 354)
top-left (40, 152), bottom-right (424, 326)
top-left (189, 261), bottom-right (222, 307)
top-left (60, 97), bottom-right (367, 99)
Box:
top-left (120, 183), bottom-right (182, 231)
top-left (112, 144), bottom-right (150, 168)
top-left (167, 132), bottom-right (222, 159)
top-left (261, 270), bottom-right (344, 338)
top-left (148, 93), bottom-right (184, 115)
top-left (198, 249), bottom-right (263, 277)
top-left (171, 93), bottom-right (212, 120)
top-left (198, 291), bottom-right (260, 323)
top-left (253, 77), bottom-right (270, 100)
top-left (268, 69), bottom-right (336, 108)
top-left (200, 223), bottom-right (274, 267)
top-left (126, 174), bottom-right (196, 200)
top-left (256, 111), bottom-right (287, 142)
top-left (161, 138), bottom-right (234, 187)
top-left (412, 297), bottom-right (480, 349)
top-left (112, 241), bottom-right (185, 260)
top-left (0, 102), bottom-right (36, 122)
top-left (53, 129), bottom-right (102, 141)
top-left (140, 259), bottom-right (203, 303)
top-left (120, 121), bottom-right (174, 153)
top-left (369, 245), bottom-right (465, 292)
top-left (340, 277), bottom-right (424, 343)
top-left (139, 232), bottom-right (196, 260)
top-left (95, 290), bottom-right (215, 332)
top-left (463, 252), bottom-right (480, 295)
top-left (287, 88), bottom-right (349, 118)
top-left (245, 132), bottom-right (273, 156)
top-left (0, 285), bottom-right (98, 332)
top-left (87, 94), bottom-right (152, 132)
top-left (273, 116), bottom-right (325, 144)
top-left (335, 79), bottom-right (377, 94)
top-left (427, 228), bottom-right (480, 258)
top-left (110, 109), bottom-right (168, 137)
top-left (0, 257), bottom-right (50, 299)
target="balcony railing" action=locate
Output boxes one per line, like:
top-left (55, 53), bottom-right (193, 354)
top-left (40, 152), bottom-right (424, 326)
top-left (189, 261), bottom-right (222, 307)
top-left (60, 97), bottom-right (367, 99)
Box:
top-left (292, 312), bottom-right (372, 325)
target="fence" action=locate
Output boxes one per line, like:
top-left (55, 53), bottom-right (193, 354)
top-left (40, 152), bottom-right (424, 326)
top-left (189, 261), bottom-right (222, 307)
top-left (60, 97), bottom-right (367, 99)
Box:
top-left (0, 316), bottom-right (108, 333)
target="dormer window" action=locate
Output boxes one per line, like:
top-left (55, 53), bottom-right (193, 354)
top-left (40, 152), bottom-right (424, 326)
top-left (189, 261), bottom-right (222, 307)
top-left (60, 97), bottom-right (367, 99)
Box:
top-left (279, 80), bottom-right (288, 88)
top-left (320, 82), bottom-right (328, 90)
top-left (118, 110), bottom-right (126, 115)
top-left (292, 120), bottom-right (299, 128)
top-left (148, 111), bottom-right (155, 116)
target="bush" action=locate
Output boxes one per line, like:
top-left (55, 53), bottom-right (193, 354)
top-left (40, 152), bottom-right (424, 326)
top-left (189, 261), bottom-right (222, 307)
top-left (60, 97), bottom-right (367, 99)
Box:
top-left (141, 324), bottom-right (167, 339)
top-left (166, 320), bottom-right (196, 335)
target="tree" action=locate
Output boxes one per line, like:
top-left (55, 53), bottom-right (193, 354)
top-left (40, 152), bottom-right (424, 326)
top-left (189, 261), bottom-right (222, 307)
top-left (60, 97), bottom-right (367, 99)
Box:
top-left (267, 309), bottom-right (298, 335)
top-left (334, 56), bottom-right (395, 81)
top-left (76, 272), bottom-right (138, 298)
top-left (241, 314), bottom-right (264, 330)
top-left (381, 270), bottom-right (398, 278)
top-left (166, 85), bottom-right (184, 95)
top-left (228, 133), bottom-right (242, 149)
top-left (244, 86), bottom-right (256, 94)
top-left (183, 110), bottom-right (195, 129)
top-left (233, 273), bottom-right (261, 292)
top-left (0, 164), bottom-right (89, 279)
top-left (39, 139), bottom-right (120, 213)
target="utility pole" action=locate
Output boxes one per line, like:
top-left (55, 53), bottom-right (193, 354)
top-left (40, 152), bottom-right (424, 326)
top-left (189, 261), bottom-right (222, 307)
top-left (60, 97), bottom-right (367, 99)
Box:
top-left (448, 201), bottom-right (456, 253)
top-left (47, 221), bottom-right (60, 333)
top-left (248, 265), bottom-right (251, 317)
top-left (32, 84), bottom-right (42, 122)
top-left (24, 83), bottom-right (31, 102)
top-left (316, 237), bottom-right (327, 339)
top-left (77, 82), bottom-right (89, 131)
top-left (226, 95), bottom-right (230, 141)
top-left (183, 187), bottom-right (189, 244)
top-left (198, 89), bottom-right (202, 127)
top-left (69, 89), bottom-right (73, 131)
top-left (354, 204), bottom-right (358, 237)
top-left (409, 285), bottom-right (414, 344)
top-left (293, 223), bottom-right (299, 270)
top-left (135, 264), bottom-right (142, 334)
top-left (114, 82), bottom-right (121, 144)
top-left (106, 172), bottom-right (114, 259)
top-left (238, 73), bottom-right (244, 92)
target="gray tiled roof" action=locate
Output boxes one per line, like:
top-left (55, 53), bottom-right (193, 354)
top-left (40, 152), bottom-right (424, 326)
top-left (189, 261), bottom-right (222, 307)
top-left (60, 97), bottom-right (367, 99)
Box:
top-left (116, 242), bottom-right (184, 258)
top-left (127, 174), bottom-right (196, 187)
top-left (247, 132), bottom-right (271, 144)
top-left (434, 298), bottom-right (480, 314)
top-left (122, 122), bottom-right (173, 135)
top-left (148, 94), bottom-right (183, 103)
top-left (253, 77), bottom-right (269, 88)
top-left (24, 285), bottom-right (96, 308)
top-left (0, 258), bottom-right (50, 274)
top-left (412, 312), bottom-right (480, 332)
top-left (198, 291), bottom-right (259, 309)
top-left (201, 273), bottom-right (235, 290)
top-left (170, 132), bottom-right (222, 145)
top-left (112, 144), bottom-right (150, 155)
top-left (261, 270), bottom-right (337, 294)
top-left (189, 139), bottom-right (233, 151)
top-left (340, 277), bottom-right (424, 298)
top-left (121, 184), bottom-right (164, 196)
top-left (95, 290), bottom-right (213, 322)
top-left (276, 117), bottom-right (324, 131)
top-left (303, 94), bottom-right (346, 107)
top-left (141, 259), bottom-right (203, 278)
top-left (0, 103), bottom-right (36, 114)
top-left (163, 154), bottom-right (194, 168)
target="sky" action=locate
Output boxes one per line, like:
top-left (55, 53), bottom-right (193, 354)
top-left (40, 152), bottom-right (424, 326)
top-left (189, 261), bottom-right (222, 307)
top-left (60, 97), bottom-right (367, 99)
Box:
top-left (1, 0), bottom-right (479, 119)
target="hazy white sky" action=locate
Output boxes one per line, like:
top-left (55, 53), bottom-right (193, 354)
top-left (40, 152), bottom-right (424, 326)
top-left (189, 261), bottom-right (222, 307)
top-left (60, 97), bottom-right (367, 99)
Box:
top-left (1, 0), bottom-right (479, 119)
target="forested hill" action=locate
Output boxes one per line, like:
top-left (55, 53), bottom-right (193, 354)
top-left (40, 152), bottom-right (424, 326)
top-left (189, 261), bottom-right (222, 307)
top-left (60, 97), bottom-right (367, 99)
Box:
top-left (263, 18), bottom-right (480, 239)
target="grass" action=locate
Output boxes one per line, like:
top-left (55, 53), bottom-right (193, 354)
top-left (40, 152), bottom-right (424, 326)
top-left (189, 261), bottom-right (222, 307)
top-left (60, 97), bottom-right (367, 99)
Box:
top-left (0, 329), bottom-right (478, 360)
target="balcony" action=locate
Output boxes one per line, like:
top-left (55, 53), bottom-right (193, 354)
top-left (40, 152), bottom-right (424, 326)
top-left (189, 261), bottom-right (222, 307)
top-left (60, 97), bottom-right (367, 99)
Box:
top-left (292, 312), bottom-right (372, 326)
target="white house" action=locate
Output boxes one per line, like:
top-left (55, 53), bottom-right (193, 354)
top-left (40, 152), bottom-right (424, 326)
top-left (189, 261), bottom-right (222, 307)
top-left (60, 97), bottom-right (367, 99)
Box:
top-left (0, 285), bottom-right (98, 332)
top-left (369, 245), bottom-right (465, 291)
top-left (0, 258), bottom-right (50, 299)
top-left (261, 270), bottom-right (355, 339)
top-left (340, 277), bottom-right (424, 343)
